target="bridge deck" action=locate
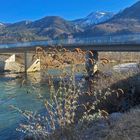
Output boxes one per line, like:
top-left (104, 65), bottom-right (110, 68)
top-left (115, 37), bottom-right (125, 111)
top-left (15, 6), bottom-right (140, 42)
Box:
top-left (0, 44), bottom-right (140, 53)
top-left (0, 35), bottom-right (140, 53)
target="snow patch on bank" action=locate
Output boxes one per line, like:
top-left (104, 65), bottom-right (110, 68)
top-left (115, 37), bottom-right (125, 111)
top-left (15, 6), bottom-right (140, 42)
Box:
top-left (113, 63), bottom-right (140, 72)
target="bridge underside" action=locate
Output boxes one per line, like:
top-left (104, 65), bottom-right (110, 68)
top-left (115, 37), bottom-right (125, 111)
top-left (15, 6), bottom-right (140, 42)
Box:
top-left (0, 43), bottom-right (140, 76)
top-left (0, 44), bottom-right (140, 53)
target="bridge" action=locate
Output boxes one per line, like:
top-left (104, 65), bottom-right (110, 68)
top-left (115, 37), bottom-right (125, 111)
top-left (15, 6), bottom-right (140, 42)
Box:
top-left (0, 34), bottom-right (140, 76)
top-left (0, 34), bottom-right (140, 52)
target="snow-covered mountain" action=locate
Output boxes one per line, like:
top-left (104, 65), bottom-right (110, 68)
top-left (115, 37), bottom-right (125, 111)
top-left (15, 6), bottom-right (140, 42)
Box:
top-left (73, 11), bottom-right (115, 27)
top-left (0, 22), bottom-right (4, 26)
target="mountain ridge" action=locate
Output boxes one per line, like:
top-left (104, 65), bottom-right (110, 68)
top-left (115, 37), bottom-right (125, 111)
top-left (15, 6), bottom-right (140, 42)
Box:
top-left (1, 1), bottom-right (140, 43)
top-left (72, 11), bottom-right (114, 28)
top-left (79, 1), bottom-right (140, 37)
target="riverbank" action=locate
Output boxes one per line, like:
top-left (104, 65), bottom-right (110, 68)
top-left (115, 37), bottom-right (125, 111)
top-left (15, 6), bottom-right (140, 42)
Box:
top-left (0, 51), bottom-right (140, 74)
top-left (23, 69), bottom-right (140, 140)
top-left (44, 106), bottom-right (140, 140)
top-left (0, 50), bottom-right (140, 140)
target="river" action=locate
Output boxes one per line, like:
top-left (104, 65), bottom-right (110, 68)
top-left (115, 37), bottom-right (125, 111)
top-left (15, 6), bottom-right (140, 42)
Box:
top-left (0, 67), bottom-right (86, 140)
top-left (0, 73), bottom-right (51, 140)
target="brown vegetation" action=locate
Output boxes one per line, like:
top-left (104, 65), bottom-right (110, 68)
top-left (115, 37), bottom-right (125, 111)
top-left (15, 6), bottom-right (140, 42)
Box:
top-left (9, 47), bottom-right (139, 140)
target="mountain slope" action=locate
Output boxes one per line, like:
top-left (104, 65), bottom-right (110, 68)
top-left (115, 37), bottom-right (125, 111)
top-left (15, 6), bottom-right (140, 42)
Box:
top-left (80, 1), bottom-right (140, 37)
top-left (0, 22), bottom-right (5, 28)
top-left (0, 22), bottom-right (4, 26)
top-left (0, 16), bottom-right (81, 43)
top-left (73, 11), bottom-right (114, 28)
top-left (1, 1), bottom-right (140, 43)
top-left (27, 16), bottom-right (81, 38)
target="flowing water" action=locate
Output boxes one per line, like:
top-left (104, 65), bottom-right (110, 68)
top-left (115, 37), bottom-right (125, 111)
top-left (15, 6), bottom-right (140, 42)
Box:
top-left (0, 72), bottom-right (66, 140)
top-left (0, 73), bottom-right (51, 140)
top-left (0, 68), bottom-right (86, 140)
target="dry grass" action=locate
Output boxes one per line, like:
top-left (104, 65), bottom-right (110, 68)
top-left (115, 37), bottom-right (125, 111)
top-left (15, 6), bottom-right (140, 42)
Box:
top-left (43, 107), bottom-right (140, 140)
top-left (32, 46), bottom-right (85, 70)
top-left (105, 107), bottom-right (140, 140)
top-left (9, 47), bottom-right (140, 140)
top-left (99, 52), bottom-right (140, 63)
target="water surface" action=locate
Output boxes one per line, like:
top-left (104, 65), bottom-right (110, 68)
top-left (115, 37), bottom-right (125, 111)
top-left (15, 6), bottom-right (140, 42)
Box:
top-left (0, 73), bottom-right (52, 140)
top-left (0, 69), bottom-right (85, 140)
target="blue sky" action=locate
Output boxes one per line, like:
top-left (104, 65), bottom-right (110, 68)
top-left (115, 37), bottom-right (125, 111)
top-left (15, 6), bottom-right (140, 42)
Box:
top-left (0, 0), bottom-right (138, 23)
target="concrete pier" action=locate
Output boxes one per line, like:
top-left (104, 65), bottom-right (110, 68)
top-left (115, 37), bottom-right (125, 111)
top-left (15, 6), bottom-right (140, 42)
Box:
top-left (24, 51), bottom-right (27, 75)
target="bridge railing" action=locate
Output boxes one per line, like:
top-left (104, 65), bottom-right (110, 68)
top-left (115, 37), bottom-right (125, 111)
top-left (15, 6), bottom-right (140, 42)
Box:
top-left (0, 34), bottom-right (140, 49)
top-left (43, 34), bottom-right (140, 46)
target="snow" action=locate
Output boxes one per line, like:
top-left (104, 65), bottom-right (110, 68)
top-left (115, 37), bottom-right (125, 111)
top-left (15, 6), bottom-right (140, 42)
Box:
top-left (0, 23), bottom-right (4, 26)
top-left (73, 11), bottom-right (114, 27)
top-left (113, 63), bottom-right (140, 72)
top-left (99, 12), bottom-right (106, 15)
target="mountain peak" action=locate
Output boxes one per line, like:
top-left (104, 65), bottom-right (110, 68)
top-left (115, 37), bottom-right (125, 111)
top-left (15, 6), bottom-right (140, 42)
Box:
top-left (14, 20), bottom-right (32, 25)
top-left (73, 11), bottom-right (114, 27)
top-left (111, 1), bottom-right (140, 20)
top-left (81, 1), bottom-right (140, 37)
top-left (43, 16), bottom-right (63, 19)
top-left (28, 16), bottom-right (72, 29)
top-left (0, 22), bottom-right (5, 26)
top-left (87, 11), bottom-right (112, 17)
top-left (1, 1), bottom-right (140, 43)
top-left (6, 20), bottom-right (32, 29)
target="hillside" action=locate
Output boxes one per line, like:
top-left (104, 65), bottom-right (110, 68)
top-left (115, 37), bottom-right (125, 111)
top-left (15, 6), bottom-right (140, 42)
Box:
top-left (72, 11), bottom-right (114, 28)
top-left (1, 1), bottom-right (140, 43)
top-left (0, 16), bottom-right (81, 43)
top-left (79, 1), bottom-right (140, 37)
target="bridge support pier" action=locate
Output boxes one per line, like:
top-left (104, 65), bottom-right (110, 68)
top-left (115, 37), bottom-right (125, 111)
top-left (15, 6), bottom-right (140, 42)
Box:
top-left (85, 50), bottom-right (98, 77)
top-left (24, 51), bottom-right (28, 78)
top-left (23, 51), bottom-right (42, 74)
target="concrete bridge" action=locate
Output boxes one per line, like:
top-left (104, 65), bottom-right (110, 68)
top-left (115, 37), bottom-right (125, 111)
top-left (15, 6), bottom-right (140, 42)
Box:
top-left (0, 34), bottom-right (140, 76)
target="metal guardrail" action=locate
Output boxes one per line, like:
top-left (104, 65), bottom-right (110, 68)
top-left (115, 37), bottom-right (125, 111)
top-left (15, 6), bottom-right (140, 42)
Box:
top-left (0, 34), bottom-right (140, 49)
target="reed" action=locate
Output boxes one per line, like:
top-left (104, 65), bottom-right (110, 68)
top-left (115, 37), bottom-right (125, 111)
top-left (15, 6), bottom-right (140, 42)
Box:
top-left (11, 47), bottom-right (137, 140)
